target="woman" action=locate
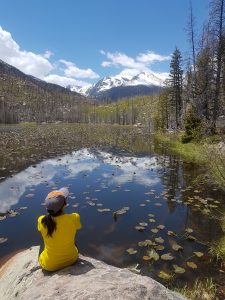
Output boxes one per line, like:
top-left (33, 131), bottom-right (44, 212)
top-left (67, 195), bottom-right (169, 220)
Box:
top-left (37, 187), bottom-right (82, 271)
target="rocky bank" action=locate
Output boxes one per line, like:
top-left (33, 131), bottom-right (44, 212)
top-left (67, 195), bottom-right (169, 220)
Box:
top-left (0, 246), bottom-right (186, 300)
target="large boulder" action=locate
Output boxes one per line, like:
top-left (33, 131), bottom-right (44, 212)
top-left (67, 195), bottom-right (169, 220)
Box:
top-left (0, 246), bottom-right (186, 300)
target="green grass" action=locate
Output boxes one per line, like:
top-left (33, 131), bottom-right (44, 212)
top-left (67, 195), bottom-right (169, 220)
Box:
top-left (154, 132), bottom-right (225, 188)
top-left (154, 132), bottom-right (206, 163)
top-left (209, 237), bottom-right (225, 261)
top-left (173, 278), bottom-right (217, 300)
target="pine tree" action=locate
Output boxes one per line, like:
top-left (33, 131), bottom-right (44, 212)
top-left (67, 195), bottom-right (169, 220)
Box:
top-left (168, 48), bottom-right (183, 129)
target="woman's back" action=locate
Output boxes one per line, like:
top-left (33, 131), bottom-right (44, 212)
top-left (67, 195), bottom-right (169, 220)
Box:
top-left (38, 212), bottom-right (81, 271)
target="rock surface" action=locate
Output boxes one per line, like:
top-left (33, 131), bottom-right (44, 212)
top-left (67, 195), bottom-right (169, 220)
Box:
top-left (0, 246), bottom-right (186, 300)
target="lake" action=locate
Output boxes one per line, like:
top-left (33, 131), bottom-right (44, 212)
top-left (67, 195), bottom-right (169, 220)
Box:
top-left (0, 143), bottom-right (224, 290)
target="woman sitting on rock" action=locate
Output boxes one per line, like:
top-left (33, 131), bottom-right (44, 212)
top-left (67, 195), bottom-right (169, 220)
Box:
top-left (37, 187), bottom-right (82, 271)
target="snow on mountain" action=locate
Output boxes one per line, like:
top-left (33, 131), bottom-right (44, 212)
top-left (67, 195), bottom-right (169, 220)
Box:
top-left (70, 83), bottom-right (94, 95)
top-left (70, 71), bottom-right (168, 97)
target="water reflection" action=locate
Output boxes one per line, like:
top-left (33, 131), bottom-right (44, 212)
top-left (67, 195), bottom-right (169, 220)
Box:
top-left (0, 148), bottom-right (160, 213)
top-left (0, 147), bottom-right (224, 288)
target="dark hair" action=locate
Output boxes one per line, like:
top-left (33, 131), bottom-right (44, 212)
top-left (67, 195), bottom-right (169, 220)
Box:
top-left (41, 197), bottom-right (66, 237)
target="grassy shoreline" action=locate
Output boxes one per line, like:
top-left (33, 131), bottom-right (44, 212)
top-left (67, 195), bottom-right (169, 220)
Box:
top-left (154, 131), bottom-right (225, 188)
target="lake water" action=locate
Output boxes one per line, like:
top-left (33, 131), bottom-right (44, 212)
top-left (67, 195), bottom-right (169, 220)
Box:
top-left (0, 146), bottom-right (224, 287)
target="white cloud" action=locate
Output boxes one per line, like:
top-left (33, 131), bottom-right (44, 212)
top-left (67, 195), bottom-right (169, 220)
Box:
top-left (137, 51), bottom-right (170, 63)
top-left (44, 74), bottom-right (89, 87)
top-left (101, 51), bottom-right (145, 70)
top-left (0, 26), bottom-right (53, 78)
top-left (60, 59), bottom-right (99, 79)
top-left (0, 26), bottom-right (99, 87)
top-left (101, 50), bottom-right (171, 74)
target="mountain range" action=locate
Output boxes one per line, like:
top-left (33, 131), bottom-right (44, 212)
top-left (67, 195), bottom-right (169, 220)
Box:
top-left (71, 71), bottom-right (166, 100)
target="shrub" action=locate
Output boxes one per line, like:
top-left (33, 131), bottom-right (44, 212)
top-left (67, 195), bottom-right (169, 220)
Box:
top-left (181, 107), bottom-right (202, 143)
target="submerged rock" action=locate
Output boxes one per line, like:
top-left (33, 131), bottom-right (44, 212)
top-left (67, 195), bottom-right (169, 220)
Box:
top-left (0, 246), bottom-right (186, 300)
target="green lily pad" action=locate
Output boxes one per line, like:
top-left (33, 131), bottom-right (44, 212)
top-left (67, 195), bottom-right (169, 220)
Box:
top-left (185, 228), bottom-right (193, 233)
top-left (158, 270), bottom-right (173, 281)
top-left (148, 213), bottom-right (155, 217)
top-left (135, 226), bottom-right (146, 232)
top-left (186, 235), bottom-right (196, 241)
top-left (155, 237), bottom-right (164, 244)
top-left (154, 245), bottom-right (165, 251)
top-left (193, 251), bottom-right (204, 258)
top-left (143, 255), bottom-right (151, 260)
top-left (126, 248), bottom-right (137, 255)
top-left (173, 264), bottom-right (186, 274)
top-left (157, 225), bottom-right (165, 230)
top-left (187, 261), bottom-right (197, 269)
top-left (161, 253), bottom-right (174, 261)
top-left (147, 249), bottom-right (159, 261)
top-left (149, 219), bottom-right (156, 223)
top-left (172, 243), bottom-right (183, 251)
top-left (167, 231), bottom-right (177, 236)
top-left (144, 239), bottom-right (154, 246)
top-left (139, 222), bottom-right (148, 227)
top-left (151, 228), bottom-right (159, 233)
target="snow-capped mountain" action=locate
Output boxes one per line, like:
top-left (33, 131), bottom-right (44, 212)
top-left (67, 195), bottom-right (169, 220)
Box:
top-left (71, 71), bottom-right (168, 101)
top-left (70, 84), bottom-right (94, 95)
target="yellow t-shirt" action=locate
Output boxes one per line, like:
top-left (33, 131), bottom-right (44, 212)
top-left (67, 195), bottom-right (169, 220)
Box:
top-left (37, 213), bottom-right (81, 271)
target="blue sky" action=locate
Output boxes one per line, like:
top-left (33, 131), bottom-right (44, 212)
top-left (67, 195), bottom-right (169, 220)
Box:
top-left (0, 0), bottom-right (209, 87)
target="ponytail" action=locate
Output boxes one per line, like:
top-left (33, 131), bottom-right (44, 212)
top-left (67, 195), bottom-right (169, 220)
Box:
top-left (41, 202), bottom-right (65, 237)
top-left (41, 214), bottom-right (56, 237)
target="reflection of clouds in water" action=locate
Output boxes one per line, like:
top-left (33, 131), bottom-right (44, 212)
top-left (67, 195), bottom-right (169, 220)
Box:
top-left (0, 148), bottom-right (161, 212)
top-left (97, 151), bottom-right (161, 187)
top-left (0, 149), bottom-right (100, 212)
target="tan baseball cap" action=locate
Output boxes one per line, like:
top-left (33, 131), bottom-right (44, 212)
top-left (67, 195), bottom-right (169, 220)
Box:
top-left (44, 187), bottom-right (69, 213)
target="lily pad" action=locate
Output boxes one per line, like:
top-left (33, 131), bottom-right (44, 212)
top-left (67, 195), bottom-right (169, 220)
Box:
top-left (144, 240), bottom-right (154, 246)
top-left (148, 213), bottom-right (155, 217)
top-left (149, 219), bottom-right (156, 223)
top-left (139, 222), bottom-right (148, 227)
top-left (97, 208), bottom-right (111, 212)
top-left (185, 228), bottom-right (193, 233)
top-left (185, 235), bottom-right (196, 241)
top-left (173, 264), bottom-right (186, 274)
top-left (151, 228), bottom-right (159, 233)
top-left (157, 225), bottom-right (165, 230)
top-left (193, 251), bottom-right (204, 258)
top-left (115, 207), bottom-right (130, 215)
top-left (143, 255), bottom-right (151, 261)
top-left (126, 248), bottom-right (137, 255)
top-left (161, 253), bottom-right (174, 261)
top-left (155, 237), bottom-right (164, 244)
top-left (172, 243), bottom-right (183, 251)
top-left (135, 226), bottom-right (146, 232)
top-left (147, 249), bottom-right (159, 261)
top-left (158, 270), bottom-right (173, 281)
top-left (187, 261), bottom-right (197, 269)
top-left (154, 245), bottom-right (165, 251)
top-left (167, 231), bottom-right (177, 236)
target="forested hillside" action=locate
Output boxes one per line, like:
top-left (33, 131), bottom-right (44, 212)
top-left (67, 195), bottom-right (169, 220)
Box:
top-left (0, 59), bottom-right (88, 123)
